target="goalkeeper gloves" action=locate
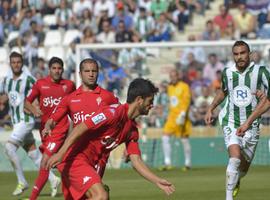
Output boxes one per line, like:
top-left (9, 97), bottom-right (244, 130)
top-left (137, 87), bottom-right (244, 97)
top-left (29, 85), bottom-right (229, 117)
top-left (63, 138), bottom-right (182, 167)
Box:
top-left (176, 111), bottom-right (186, 125)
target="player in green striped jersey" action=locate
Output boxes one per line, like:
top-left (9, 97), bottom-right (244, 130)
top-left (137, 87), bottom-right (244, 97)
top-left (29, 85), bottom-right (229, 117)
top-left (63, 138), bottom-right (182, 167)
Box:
top-left (205, 41), bottom-right (270, 200)
top-left (0, 52), bottom-right (43, 196)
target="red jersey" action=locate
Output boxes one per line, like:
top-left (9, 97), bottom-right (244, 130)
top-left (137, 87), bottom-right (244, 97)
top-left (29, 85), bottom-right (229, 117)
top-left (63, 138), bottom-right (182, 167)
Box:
top-left (27, 76), bottom-right (75, 140)
top-left (50, 85), bottom-right (118, 126)
top-left (62, 104), bottom-right (141, 172)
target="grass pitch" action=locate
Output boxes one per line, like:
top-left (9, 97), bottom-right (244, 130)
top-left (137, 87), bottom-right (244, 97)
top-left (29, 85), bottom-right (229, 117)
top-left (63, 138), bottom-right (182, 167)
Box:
top-left (0, 166), bottom-right (269, 200)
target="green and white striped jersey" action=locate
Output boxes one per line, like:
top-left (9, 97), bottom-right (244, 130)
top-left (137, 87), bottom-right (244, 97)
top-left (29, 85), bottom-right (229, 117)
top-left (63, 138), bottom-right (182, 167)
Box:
top-left (0, 69), bottom-right (36, 124)
top-left (219, 62), bottom-right (270, 128)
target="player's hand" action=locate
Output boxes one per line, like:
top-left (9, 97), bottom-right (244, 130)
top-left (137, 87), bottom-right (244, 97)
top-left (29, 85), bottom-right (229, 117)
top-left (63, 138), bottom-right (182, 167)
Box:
top-left (204, 109), bottom-right (213, 125)
top-left (176, 112), bottom-right (186, 125)
top-left (33, 108), bottom-right (43, 118)
top-left (156, 179), bottom-right (175, 195)
top-left (236, 123), bottom-right (250, 137)
top-left (253, 90), bottom-right (266, 100)
top-left (46, 153), bottom-right (62, 170)
top-left (42, 124), bottom-right (52, 136)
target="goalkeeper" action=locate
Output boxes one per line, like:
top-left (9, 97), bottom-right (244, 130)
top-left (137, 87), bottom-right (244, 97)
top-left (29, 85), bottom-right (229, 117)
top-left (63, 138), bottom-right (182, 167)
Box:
top-left (160, 69), bottom-right (192, 171)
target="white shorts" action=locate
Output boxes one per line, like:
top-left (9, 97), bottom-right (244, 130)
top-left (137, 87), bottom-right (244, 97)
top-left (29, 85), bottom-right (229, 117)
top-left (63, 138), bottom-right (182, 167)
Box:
top-left (223, 125), bottom-right (259, 162)
top-left (9, 121), bottom-right (35, 146)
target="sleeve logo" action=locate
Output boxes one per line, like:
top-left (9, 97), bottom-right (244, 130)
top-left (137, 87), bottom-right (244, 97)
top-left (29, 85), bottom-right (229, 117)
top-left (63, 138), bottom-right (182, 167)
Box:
top-left (91, 113), bottom-right (106, 125)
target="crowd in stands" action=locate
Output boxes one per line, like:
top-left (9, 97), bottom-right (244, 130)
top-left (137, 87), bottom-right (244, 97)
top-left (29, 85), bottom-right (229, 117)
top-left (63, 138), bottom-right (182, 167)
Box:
top-left (1, 0), bottom-right (270, 129)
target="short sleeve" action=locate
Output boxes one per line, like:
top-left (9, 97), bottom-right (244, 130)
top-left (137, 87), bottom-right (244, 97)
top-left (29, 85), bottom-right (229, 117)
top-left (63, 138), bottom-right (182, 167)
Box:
top-left (26, 82), bottom-right (40, 103)
top-left (125, 128), bottom-right (141, 156)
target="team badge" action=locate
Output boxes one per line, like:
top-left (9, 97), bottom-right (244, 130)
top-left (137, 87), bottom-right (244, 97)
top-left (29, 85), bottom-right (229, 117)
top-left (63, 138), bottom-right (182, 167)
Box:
top-left (62, 85), bottom-right (67, 92)
top-left (232, 85), bottom-right (252, 107)
top-left (96, 97), bottom-right (102, 105)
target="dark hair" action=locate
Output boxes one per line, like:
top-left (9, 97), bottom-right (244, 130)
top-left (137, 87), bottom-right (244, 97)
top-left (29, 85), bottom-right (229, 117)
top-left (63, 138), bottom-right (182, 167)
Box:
top-left (9, 51), bottom-right (23, 62)
top-left (48, 57), bottom-right (64, 68)
top-left (127, 78), bottom-right (159, 103)
top-left (79, 58), bottom-right (99, 72)
top-left (232, 40), bottom-right (250, 52)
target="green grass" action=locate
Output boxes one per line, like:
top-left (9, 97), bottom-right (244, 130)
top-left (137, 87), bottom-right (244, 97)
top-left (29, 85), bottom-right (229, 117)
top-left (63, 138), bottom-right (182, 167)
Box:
top-left (0, 166), bottom-right (269, 200)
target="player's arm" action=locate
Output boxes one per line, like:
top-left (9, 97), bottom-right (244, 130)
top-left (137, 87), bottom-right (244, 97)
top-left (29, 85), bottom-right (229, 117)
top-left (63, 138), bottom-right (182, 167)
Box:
top-left (46, 122), bottom-right (89, 169)
top-left (237, 91), bottom-right (270, 136)
top-left (24, 99), bottom-right (43, 117)
top-left (205, 89), bottom-right (227, 125)
top-left (129, 154), bottom-right (175, 195)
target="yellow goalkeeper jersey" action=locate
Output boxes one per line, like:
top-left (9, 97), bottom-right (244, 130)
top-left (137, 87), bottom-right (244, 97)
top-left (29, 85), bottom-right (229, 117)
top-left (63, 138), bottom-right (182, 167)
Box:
top-left (167, 81), bottom-right (191, 117)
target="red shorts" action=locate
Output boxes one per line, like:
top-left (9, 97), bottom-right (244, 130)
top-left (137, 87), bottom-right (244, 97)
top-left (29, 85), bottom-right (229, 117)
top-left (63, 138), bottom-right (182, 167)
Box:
top-left (57, 159), bottom-right (102, 200)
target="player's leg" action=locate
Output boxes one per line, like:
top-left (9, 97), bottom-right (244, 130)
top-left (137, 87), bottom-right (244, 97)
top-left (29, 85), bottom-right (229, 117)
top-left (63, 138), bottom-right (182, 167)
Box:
top-left (223, 126), bottom-right (242, 200)
top-left (160, 118), bottom-right (174, 170)
top-left (233, 129), bottom-right (259, 198)
top-left (226, 144), bottom-right (241, 200)
top-left (4, 122), bottom-right (34, 195)
top-left (180, 121), bottom-right (192, 170)
top-left (28, 142), bottom-right (60, 199)
top-left (85, 183), bottom-right (108, 200)
top-left (5, 141), bottom-right (29, 195)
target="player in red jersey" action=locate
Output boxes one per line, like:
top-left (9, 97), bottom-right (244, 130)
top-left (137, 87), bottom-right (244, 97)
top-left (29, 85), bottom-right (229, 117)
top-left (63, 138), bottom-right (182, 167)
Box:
top-left (42, 58), bottom-right (118, 177)
top-left (46, 78), bottom-right (175, 200)
top-left (24, 57), bottom-right (75, 199)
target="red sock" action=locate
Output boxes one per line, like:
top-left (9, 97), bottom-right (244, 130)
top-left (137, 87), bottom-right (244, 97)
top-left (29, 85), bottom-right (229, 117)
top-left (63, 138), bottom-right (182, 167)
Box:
top-left (30, 168), bottom-right (49, 200)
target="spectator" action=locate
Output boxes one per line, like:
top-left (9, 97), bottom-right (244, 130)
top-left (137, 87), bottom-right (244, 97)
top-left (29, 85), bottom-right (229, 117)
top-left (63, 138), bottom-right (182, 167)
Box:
top-left (43, 0), bottom-right (62, 14)
top-left (134, 7), bottom-right (155, 41)
top-left (251, 50), bottom-right (265, 65)
top-left (234, 3), bottom-right (256, 38)
top-left (191, 85), bottom-right (215, 126)
top-left (138, 0), bottom-right (152, 13)
top-left (93, 0), bottom-right (115, 19)
top-left (55, 0), bottom-right (76, 29)
top-left (77, 8), bottom-right (97, 33)
top-left (118, 47), bottom-right (146, 75)
top-left (111, 1), bottom-right (133, 31)
top-left (190, 70), bottom-right (211, 98)
top-left (115, 20), bottom-right (133, 43)
top-left (72, 0), bottom-right (92, 18)
top-left (223, 21), bottom-right (240, 40)
top-left (211, 70), bottom-right (222, 91)
top-left (202, 20), bottom-right (220, 40)
top-left (213, 4), bottom-right (234, 37)
top-left (148, 12), bottom-right (175, 42)
top-left (97, 8), bottom-right (111, 33)
top-left (179, 34), bottom-right (206, 67)
top-left (64, 41), bottom-right (77, 79)
top-left (81, 26), bottom-right (96, 43)
top-left (150, 0), bottom-right (168, 19)
top-left (173, 0), bottom-right (189, 31)
top-left (0, 0), bottom-right (17, 36)
top-left (203, 53), bottom-right (224, 82)
top-left (96, 19), bottom-right (115, 43)
top-left (32, 57), bottom-right (48, 78)
top-left (106, 63), bottom-right (127, 96)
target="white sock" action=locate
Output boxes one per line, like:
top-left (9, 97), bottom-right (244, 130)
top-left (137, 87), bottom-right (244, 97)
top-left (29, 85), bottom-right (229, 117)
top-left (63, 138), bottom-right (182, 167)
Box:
top-left (5, 142), bottom-right (28, 185)
top-left (48, 170), bottom-right (58, 185)
top-left (181, 138), bottom-right (191, 167)
top-left (226, 158), bottom-right (241, 200)
top-left (27, 149), bottom-right (42, 168)
top-left (162, 135), bottom-right (171, 166)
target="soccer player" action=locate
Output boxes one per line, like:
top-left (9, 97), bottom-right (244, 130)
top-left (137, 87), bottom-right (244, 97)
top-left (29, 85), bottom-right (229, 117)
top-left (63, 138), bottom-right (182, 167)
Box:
top-left (24, 57), bottom-right (76, 199)
top-left (0, 52), bottom-right (42, 195)
top-left (205, 40), bottom-right (270, 200)
top-left (42, 58), bottom-right (118, 177)
top-left (160, 69), bottom-right (192, 171)
top-left (46, 78), bottom-right (175, 199)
